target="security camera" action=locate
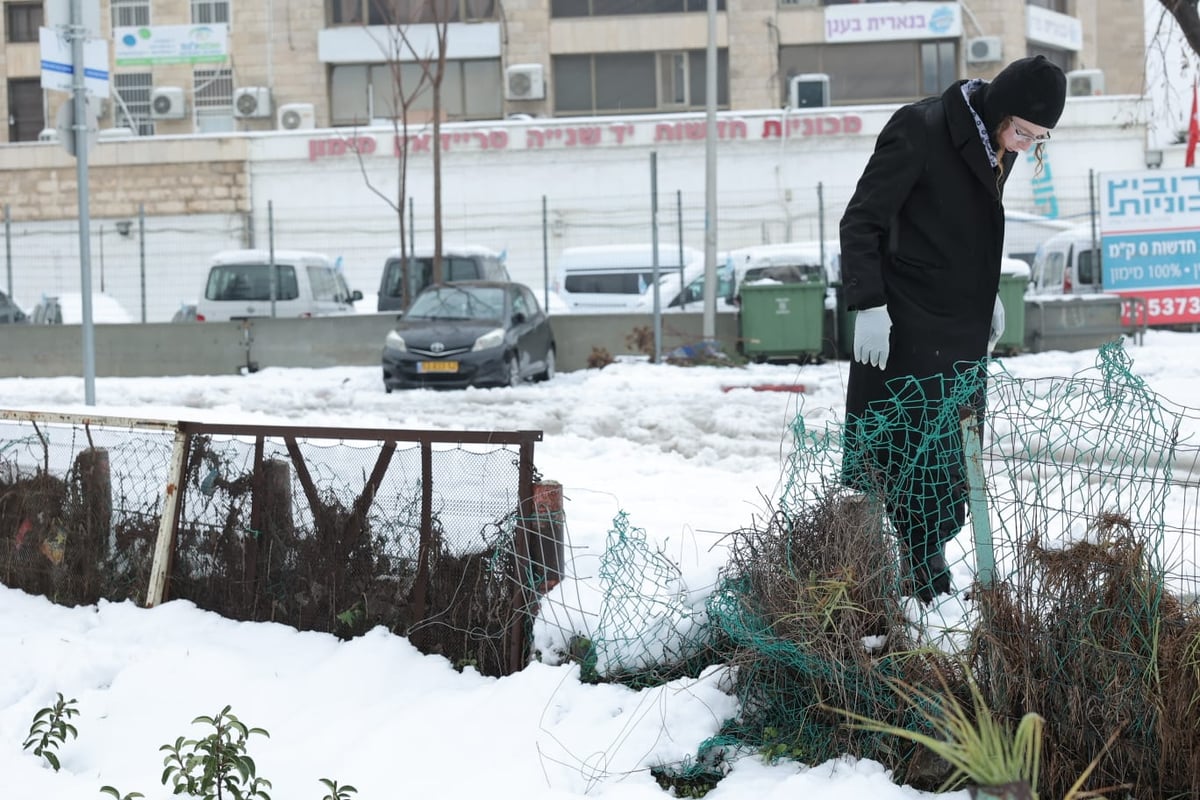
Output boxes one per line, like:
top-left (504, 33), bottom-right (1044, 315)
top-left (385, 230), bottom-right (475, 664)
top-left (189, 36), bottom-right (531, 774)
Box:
top-left (115, 220), bottom-right (133, 237)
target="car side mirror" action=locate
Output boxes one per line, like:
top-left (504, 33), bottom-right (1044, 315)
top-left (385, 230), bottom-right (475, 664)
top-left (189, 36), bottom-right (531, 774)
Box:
top-left (512, 311), bottom-right (527, 325)
top-left (351, 289), bottom-right (363, 302)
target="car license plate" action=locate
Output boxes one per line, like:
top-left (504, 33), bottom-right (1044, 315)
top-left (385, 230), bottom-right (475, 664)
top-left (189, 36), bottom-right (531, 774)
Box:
top-left (418, 360), bottom-right (459, 374)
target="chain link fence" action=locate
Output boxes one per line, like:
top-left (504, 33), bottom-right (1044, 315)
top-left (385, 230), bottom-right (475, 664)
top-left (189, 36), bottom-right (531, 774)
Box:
top-left (0, 154), bottom-right (1096, 323)
top-left (0, 411), bottom-right (558, 676)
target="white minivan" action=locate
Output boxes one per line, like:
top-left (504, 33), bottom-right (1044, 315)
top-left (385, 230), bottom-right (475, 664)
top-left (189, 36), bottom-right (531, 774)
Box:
top-left (557, 243), bottom-right (705, 312)
top-left (1027, 223), bottom-right (1104, 296)
top-left (195, 249), bottom-right (362, 321)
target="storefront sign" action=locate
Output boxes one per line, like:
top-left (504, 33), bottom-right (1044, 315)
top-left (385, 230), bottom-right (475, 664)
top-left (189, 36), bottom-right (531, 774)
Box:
top-left (306, 113), bottom-right (866, 162)
top-left (1026, 5), bottom-right (1082, 52)
top-left (113, 24), bottom-right (229, 65)
top-left (824, 2), bottom-right (960, 43)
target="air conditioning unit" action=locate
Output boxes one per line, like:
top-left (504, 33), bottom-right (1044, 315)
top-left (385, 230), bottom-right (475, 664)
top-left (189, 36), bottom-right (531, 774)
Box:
top-left (505, 64), bottom-right (545, 101)
top-left (37, 128), bottom-right (58, 143)
top-left (1067, 68), bottom-right (1105, 97)
top-left (788, 73), bottom-right (830, 109)
top-left (277, 102), bottom-right (316, 131)
top-left (150, 86), bottom-right (186, 120)
top-left (965, 36), bottom-right (1003, 65)
top-left (233, 86), bottom-right (272, 119)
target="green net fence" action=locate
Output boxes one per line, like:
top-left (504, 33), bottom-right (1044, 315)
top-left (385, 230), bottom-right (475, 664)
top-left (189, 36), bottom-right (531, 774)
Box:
top-left (579, 340), bottom-right (1200, 797)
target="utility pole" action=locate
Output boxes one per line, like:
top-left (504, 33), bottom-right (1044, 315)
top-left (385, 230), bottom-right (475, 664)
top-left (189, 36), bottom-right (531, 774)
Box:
top-left (702, 0), bottom-right (718, 344)
top-left (70, 0), bottom-right (97, 405)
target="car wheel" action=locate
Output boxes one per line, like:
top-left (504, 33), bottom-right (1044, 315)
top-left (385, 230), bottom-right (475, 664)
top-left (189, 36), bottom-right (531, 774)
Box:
top-left (506, 354), bottom-right (522, 388)
top-left (537, 348), bottom-right (556, 382)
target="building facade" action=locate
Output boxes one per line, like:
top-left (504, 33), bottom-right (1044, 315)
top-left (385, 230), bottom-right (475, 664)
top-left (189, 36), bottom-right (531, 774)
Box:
top-left (1, 0), bottom-right (1142, 143)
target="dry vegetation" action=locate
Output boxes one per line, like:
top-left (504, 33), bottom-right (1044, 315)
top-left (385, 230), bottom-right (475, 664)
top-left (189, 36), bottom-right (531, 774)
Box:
top-left (716, 492), bottom-right (1200, 798)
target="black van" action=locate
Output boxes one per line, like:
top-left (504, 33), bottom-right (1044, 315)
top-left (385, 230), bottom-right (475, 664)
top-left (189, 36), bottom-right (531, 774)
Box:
top-left (377, 246), bottom-right (511, 312)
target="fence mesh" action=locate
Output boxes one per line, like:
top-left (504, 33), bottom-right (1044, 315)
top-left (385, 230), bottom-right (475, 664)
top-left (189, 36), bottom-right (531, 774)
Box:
top-left (0, 416), bottom-right (552, 677)
top-left (0, 160), bottom-right (1093, 323)
top-left (575, 340), bottom-right (1200, 797)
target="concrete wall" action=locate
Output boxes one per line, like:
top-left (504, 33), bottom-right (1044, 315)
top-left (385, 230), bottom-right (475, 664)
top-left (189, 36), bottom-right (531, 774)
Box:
top-left (0, 311), bottom-right (743, 379)
top-left (0, 300), bottom-right (1126, 380)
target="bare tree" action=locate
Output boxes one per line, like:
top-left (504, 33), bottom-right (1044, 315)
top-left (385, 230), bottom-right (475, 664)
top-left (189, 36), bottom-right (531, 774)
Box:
top-left (1159, 0), bottom-right (1200, 58)
top-left (354, 0), bottom-right (453, 306)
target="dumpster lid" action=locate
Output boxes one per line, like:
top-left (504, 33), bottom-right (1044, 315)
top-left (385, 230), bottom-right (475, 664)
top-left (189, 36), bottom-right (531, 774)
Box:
top-left (1001, 257), bottom-right (1031, 279)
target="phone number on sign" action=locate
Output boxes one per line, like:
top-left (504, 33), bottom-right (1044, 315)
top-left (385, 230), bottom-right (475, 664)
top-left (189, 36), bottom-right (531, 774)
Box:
top-left (1121, 290), bottom-right (1200, 326)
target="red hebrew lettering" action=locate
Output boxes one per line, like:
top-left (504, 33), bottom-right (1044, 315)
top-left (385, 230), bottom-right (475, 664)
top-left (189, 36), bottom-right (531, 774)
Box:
top-left (527, 130), bottom-right (545, 148)
top-left (655, 123), bottom-right (680, 142)
top-left (842, 115), bottom-right (862, 134)
top-left (762, 119), bottom-right (782, 138)
top-left (609, 123), bottom-right (634, 144)
top-left (577, 126), bottom-right (601, 145)
top-left (718, 120), bottom-right (747, 139)
top-left (488, 130), bottom-right (509, 149)
top-left (819, 117), bottom-right (840, 135)
top-left (308, 139), bottom-right (325, 161)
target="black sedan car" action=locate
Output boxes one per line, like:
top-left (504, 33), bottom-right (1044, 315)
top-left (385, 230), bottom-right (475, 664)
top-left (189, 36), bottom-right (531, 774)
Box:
top-left (382, 281), bottom-right (556, 391)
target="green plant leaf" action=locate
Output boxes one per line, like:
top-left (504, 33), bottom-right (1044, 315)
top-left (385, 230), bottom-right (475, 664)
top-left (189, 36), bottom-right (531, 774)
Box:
top-left (45, 750), bottom-right (60, 772)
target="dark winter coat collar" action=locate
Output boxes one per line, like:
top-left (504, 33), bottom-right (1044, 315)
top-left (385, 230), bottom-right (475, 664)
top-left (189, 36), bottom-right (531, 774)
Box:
top-left (942, 80), bottom-right (1015, 200)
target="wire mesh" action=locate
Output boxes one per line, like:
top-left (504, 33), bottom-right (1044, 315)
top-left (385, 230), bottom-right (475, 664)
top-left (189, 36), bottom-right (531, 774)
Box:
top-left (0, 414), bottom-right (554, 677)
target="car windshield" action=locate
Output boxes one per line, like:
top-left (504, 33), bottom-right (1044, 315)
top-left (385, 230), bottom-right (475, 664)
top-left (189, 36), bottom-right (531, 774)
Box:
top-left (406, 285), bottom-right (505, 320)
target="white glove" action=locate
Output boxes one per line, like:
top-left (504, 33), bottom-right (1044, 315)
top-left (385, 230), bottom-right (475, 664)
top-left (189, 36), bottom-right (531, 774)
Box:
top-left (988, 294), bottom-right (1005, 353)
top-left (853, 305), bottom-right (892, 370)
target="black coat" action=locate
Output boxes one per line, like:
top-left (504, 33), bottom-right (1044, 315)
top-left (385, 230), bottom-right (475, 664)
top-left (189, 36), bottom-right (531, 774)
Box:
top-left (840, 80), bottom-right (1016, 421)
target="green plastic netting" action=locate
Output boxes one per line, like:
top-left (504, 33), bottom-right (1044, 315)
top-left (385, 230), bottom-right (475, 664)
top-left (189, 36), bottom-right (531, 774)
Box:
top-left (585, 340), bottom-right (1200, 797)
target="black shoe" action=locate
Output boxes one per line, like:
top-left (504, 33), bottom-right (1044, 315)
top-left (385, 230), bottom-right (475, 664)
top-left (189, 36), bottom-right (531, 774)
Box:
top-left (910, 552), bottom-right (951, 605)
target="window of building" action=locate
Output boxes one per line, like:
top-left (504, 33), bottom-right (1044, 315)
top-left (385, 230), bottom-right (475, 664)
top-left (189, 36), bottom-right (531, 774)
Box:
top-left (1026, 0), bottom-right (1068, 12)
top-left (553, 50), bottom-right (727, 115)
top-left (7, 78), bottom-right (43, 142)
top-left (327, 0), bottom-right (496, 25)
top-left (5, 2), bottom-right (42, 43)
top-left (191, 0), bottom-right (229, 24)
top-left (919, 40), bottom-right (956, 96)
top-left (551, 0), bottom-right (723, 17)
top-left (329, 59), bottom-right (502, 125)
top-left (780, 40), bottom-right (956, 105)
top-left (194, 67), bottom-right (234, 133)
top-left (1027, 43), bottom-right (1072, 73)
top-left (111, 0), bottom-right (149, 27)
top-left (114, 72), bottom-right (155, 136)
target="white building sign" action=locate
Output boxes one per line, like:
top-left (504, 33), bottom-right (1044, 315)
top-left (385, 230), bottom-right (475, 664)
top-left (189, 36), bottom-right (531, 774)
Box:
top-left (113, 24), bottom-right (229, 66)
top-left (824, 2), bottom-right (961, 43)
top-left (1026, 5), bottom-right (1082, 52)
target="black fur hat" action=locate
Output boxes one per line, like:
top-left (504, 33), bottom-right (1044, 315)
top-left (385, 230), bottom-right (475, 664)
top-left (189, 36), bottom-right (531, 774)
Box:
top-left (971, 55), bottom-right (1067, 133)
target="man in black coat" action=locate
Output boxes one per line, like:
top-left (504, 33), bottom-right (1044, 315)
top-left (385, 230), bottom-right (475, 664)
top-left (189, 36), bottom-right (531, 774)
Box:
top-left (839, 56), bottom-right (1067, 604)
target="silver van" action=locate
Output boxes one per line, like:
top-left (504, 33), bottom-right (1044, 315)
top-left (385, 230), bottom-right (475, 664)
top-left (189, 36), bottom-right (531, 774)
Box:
top-left (377, 245), bottom-right (510, 312)
top-left (1027, 224), bottom-right (1104, 296)
top-left (196, 249), bottom-right (362, 321)
top-left (556, 243), bottom-right (705, 312)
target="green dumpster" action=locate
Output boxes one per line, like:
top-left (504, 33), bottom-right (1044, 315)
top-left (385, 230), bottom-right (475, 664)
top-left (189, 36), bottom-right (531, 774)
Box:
top-left (738, 280), bottom-right (826, 360)
top-left (995, 259), bottom-right (1030, 354)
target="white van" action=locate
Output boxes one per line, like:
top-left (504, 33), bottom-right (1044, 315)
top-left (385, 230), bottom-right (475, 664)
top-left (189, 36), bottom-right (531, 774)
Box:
top-left (195, 249), bottom-right (362, 321)
top-left (556, 243), bottom-right (705, 312)
top-left (1004, 211), bottom-right (1076, 266)
top-left (377, 245), bottom-right (511, 312)
top-left (1027, 223), bottom-right (1104, 296)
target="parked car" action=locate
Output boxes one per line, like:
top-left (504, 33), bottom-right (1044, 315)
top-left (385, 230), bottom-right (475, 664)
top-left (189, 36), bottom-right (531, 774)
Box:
top-left (0, 290), bottom-right (27, 323)
top-left (556, 243), bottom-right (705, 312)
top-left (377, 245), bottom-right (511, 313)
top-left (30, 293), bottom-right (134, 324)
top-left (196, 249), bottom-right (362, 321)
top-left (382, 281), bottom-right (556, 391)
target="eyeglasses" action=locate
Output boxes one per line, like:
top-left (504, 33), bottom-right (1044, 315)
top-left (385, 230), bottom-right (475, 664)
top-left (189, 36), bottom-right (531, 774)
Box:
top-left (1011, 121), bottom-right (1052, 144)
